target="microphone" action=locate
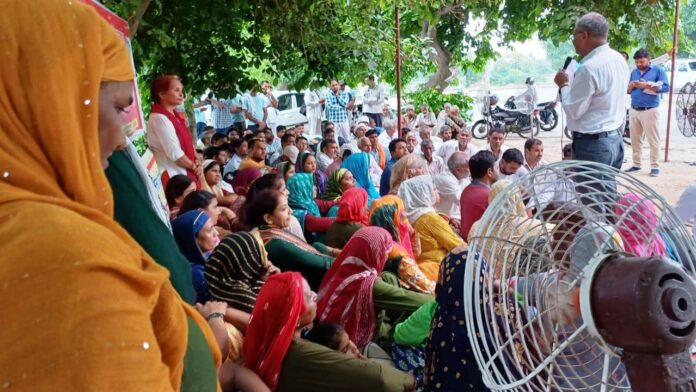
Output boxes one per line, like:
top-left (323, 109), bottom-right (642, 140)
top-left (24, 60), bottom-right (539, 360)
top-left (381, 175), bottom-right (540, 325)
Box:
top-left (558, 56), bottom-right (574, 98)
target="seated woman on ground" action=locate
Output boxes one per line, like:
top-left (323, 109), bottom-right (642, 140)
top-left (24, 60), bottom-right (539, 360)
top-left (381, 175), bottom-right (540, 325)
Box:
top-left (326, 187), bottom-right (369, 248)
top-left (205, 231), bottom-right (280, 314)
top-left (273, 161), bottom-right (295, 182)
top-left (245, 272), bottom-right (415, 392)
top-left (341, 151), bottom-right (380, 202)
top-left (241, 189), bottom-right (339, 290)
top-left (171, 210), bottom-right (220, 303)
top-left (228, 167), bottom-right (263, 217)
top-left (389, 154), bottom-right (426, 196)
top-left (286, 173), bottom-right (337, 237)
top-left (369, 196), bottom-right (435, 295)
top-left (181, 190), bottom-right (235, 235)
top-left (398, 176), bottom-right (464, 281)
top-left (164, 174), bottom-right (196, 219)
top-left (244, 173), bottom-right (304, 238)
top-left (296, 151), bottom-right (328, 198)
top-left (201, 159), bottom-right (237, 207)
top-left (317, 227), bottom-right (433, 350)
top-left (323, 168), bottom-right (356, 202)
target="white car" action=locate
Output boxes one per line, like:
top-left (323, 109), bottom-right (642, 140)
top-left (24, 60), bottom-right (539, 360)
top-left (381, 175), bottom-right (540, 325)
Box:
top-left (274, 90), bottom-right (309, 129)
top-left (660, 59), bottom-right (696, 92)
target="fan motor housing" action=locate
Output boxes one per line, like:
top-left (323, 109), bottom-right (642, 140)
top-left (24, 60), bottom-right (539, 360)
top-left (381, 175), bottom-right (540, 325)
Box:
top-left (591, 253), bottom-right (696, 391)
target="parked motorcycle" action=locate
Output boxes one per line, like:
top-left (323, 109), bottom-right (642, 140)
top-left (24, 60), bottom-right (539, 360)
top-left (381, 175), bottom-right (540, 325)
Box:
top-left (471, 94), bottom-right (541, 140)
top-left (505, 97), bottom-right (559, 131)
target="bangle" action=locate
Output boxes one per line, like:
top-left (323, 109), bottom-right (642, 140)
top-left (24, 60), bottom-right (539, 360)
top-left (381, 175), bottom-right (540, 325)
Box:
top-left (205, 312), bottom-right (225, 322)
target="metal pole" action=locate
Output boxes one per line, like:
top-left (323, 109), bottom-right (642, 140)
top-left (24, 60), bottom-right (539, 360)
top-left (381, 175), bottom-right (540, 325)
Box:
top-left (395, 0), bottom-right (402, 137)
top-left (665, 0), bottom-right (681, 162)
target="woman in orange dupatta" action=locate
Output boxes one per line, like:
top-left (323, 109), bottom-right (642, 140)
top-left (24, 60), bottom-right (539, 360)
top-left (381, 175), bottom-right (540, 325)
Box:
top-left (0, 1), bottom-right (222, 390)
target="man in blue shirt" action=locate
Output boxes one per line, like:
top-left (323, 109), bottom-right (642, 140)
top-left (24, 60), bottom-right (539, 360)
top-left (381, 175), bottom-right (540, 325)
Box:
top-left (379, 138), bottom-right (408, 196)
top-left (625, 48), bottom-right (670, 177)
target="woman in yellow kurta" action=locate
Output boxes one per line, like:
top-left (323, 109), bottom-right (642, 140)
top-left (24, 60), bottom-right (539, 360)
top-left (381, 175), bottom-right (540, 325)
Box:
top-left (397, 176), bottom-right (464, 281)
top-left (0, 1), bottom-right (221, 390)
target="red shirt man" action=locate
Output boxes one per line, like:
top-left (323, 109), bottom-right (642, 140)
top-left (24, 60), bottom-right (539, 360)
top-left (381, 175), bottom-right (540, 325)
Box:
top-left (460, 150), bottom-right (499, 239)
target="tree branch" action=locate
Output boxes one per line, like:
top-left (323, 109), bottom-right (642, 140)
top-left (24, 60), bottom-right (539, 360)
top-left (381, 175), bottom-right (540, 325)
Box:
top-left (128, 0), bottom-right (153, 38)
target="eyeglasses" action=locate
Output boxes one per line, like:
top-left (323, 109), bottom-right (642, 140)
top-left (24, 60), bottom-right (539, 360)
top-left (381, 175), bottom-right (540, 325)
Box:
top-left (570, 31), bottom-right (584, 40)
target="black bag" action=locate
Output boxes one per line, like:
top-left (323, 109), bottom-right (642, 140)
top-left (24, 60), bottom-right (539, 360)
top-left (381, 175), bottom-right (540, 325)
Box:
top-left (299, 104), bottom-right (307, 116)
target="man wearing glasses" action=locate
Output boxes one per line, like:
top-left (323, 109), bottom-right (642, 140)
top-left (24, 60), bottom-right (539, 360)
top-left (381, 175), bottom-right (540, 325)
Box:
top-left (554, 12), bottom-right (629, 170)
top-left (553, 12), bottom-right (630, 208)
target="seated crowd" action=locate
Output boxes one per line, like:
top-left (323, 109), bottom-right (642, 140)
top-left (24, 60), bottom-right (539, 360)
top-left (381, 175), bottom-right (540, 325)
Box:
top-left (152, 70), bottom-right (657, 390)
top-left (3, 6), bottom-right (686, 390)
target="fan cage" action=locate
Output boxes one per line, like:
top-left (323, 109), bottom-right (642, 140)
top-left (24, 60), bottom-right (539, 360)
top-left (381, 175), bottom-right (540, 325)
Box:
top-left (463, 160), bottom-right (696, 391)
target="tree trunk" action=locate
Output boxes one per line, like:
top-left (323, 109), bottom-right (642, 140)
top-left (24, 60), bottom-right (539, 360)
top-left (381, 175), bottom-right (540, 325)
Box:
top-left (128, 0), bottom-right (153, 37)
top-left (421, 21), bottom-right (452, 93)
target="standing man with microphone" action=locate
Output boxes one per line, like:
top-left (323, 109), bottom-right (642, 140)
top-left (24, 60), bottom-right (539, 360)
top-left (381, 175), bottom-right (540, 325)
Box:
top-left (554, 12), bottom-right (630, 171)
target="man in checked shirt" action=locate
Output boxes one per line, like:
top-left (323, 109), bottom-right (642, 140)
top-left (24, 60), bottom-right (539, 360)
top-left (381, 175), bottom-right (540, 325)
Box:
top-left (326, 79), bottom-right (351, 142)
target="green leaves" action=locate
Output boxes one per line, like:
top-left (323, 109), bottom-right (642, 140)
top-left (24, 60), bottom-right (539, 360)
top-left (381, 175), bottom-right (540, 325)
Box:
top-left (105, 0), bottom-right (686, 103)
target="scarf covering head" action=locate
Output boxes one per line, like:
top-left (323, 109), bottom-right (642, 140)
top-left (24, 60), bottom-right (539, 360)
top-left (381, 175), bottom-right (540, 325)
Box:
top-left (398, 176), bottom-right (437, 223)
top-left (614, 193), bottom-right (667, 257)
top-left (323, 168), bottom-right (349, 201)
top-left (0, 1), bottom-right (217, 388)
top-left (205, 231), bottom-right (270, 313)
top-left (317, 227), bottom-right (393, 347)
top-left (341, 152), bottom-right (379, 200)
top-left (389, 154), bottom-right (426, 195)
top-left (369, 195), bottom-right (415, 259)
top-left (244, 272), bottom-right (306, 391)
top-left (336, 187), bottom-right (368, 224)
top-left (283, 145), bottom-right (300, 164)
top-left (232, 167), bottom-right (263, 196)
top-left (286, 172), bottom-right (320, 216)
top-left (274, 161), bottom-right (293, 179)
top-left (171, 210), bottom-right (211, 266)
top-left (296, 151), bottom-right (328, 197)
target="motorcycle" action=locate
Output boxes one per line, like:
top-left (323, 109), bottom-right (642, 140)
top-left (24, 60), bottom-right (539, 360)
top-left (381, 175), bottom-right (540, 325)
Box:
top-left (471, 94), bottom-right (541, 140)
top-left (505, 96), bottom-right (559, 131)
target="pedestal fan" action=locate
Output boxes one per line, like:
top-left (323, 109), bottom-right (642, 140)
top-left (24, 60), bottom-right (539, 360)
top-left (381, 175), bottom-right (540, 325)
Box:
top-left (464, 160), bottom-right (696, 391)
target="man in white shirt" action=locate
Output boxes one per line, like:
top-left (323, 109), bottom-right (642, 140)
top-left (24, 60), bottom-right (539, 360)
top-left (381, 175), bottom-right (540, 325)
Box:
top-left (483, 128), bottom-right (509, 161)
top-left (420, 139), bottom-right (446, 175)
top-left (497, 148), bottom-right (524, 182)
top-left (436, 103), bottom-right (451, 129)
top-left (415, 104), bottom-right (437, 132)
top-left (378, 119), bottom-right (399, 150)
top-left (303, 89), bottom-right (325, 136)
top-left (316, 139), bottom-right (339, 172)
top-left (433, 152), bottom-right (470, 230)
top-left (405, 131), bottom-right (418, 154)
top-left (517, 138), bottom-right (547, 178)
top-left (438, 127), bottom-right (479, 163)
top-left (554, 12), bottom-right (629, 170)
top-left (261, 81), bottom-right (279, 133)
top-left (363, 75), bottom-right (386, 127)
top-left (243, 84), bottom-right (268, 134)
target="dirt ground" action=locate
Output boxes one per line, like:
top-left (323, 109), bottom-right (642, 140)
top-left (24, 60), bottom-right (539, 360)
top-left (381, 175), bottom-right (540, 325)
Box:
top-left (493, 128), bottom-right (696, 205)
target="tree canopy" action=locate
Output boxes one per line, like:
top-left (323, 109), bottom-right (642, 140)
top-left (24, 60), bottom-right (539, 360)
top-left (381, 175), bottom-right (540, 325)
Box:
top-left (106, 0), bottom-right (683, 97)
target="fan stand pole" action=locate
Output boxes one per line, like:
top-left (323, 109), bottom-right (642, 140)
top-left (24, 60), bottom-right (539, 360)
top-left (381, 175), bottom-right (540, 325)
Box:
top-left (664, 0), bottom-right (681, 162)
